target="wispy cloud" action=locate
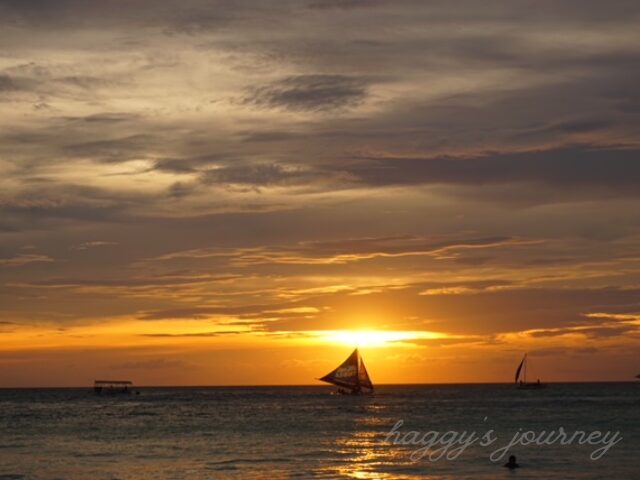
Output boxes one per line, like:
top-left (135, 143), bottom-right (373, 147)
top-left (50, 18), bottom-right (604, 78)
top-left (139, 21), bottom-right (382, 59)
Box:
top-left (72, 241), bottom-right (118, 251)
top-left (0, 253), bottom-right (53, 267)
top-left (244, 75), bottom-right (369, 112)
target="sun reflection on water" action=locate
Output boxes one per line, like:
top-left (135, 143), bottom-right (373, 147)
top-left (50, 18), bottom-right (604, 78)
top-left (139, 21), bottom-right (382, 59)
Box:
top-left (315, 402), bottom-right (437, 480)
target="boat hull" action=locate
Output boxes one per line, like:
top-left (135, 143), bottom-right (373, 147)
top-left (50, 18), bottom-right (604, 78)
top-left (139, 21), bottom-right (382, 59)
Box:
top-left (517, 382), bottom-right (547, 390)
top-left (332, 388), bottom-right (374, 396)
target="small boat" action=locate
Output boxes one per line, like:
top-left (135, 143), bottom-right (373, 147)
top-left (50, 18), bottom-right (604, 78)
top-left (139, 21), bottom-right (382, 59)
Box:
top-left (515, 354), bottom-right (546, 389)
top-left (94, 379), bottom-right (135, 395)
top-left (319, 348), bottom-right (374, 395)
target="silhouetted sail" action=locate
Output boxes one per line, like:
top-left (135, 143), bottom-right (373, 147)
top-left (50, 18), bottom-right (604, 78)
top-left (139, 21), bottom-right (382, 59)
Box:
top-left (515, 353), bottom-right (546, 389)
top-left (319, 348), bottom-right (373, 393)
top-left (358, 354), bottom-right (373, 389)
top-left (636, 374), bottom-right (640, 379)
top-left (515, 354), bottom-right (526, 383)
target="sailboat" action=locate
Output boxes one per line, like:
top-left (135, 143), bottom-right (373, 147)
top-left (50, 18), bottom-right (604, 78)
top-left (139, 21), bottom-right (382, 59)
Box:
top-left (319, 348), bottom-right (374, 395)
top-left (515, 353), bottom-right (546, 389)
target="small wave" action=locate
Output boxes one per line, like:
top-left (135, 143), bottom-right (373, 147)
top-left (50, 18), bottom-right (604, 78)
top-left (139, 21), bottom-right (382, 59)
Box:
top-left (206, 463), bottom-right (238, 471)
top-left (207, 457), bottom-right (291, 466)
top-left (73, 452), bottom-right (118, 459)
top-left (128, 411), bottom-right (159, 417)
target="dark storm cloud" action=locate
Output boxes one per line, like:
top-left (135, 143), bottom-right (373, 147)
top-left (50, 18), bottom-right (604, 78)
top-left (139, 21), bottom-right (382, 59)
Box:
top-left (244, 75), bottom-right (369, 112)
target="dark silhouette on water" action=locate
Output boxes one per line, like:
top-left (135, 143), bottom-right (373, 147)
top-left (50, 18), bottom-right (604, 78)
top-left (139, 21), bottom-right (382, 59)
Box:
top-left (504, 455), bottom-right (520, 469)
top-left (515, 353), bottom-right (546, 389)
top-left (94, 380), bottom-right (134, 395)
top-left (318, 348), bottom-right (374, 395)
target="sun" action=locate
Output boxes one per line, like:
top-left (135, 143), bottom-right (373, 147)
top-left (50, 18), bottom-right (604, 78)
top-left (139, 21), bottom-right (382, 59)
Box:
top-left (314, 329), bottom-right (447, 347)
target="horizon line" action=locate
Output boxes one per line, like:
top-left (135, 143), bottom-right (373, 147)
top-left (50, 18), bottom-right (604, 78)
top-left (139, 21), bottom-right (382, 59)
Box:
top-left (1, 380), bottom-right (638, 389)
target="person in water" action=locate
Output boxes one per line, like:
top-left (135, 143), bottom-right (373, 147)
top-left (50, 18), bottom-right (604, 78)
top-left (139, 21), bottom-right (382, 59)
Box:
top-left (504, 455), bottom-right (520, 469)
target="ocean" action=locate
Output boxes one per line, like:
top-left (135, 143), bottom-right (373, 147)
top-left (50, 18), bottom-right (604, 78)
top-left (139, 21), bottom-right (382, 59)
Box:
top-left (0, 383), bottom-right (637, 479)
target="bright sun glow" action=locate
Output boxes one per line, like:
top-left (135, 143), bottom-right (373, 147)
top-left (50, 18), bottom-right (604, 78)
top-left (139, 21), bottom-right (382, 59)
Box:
top-left (313, 329), bottom-right (448, 347)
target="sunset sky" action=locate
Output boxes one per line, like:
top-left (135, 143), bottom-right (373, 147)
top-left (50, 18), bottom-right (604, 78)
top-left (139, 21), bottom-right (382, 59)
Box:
top-left (1, 0), bottom-right (639, 386)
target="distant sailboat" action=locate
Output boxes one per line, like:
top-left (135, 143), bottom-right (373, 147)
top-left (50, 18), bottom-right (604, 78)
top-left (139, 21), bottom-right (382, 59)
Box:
top-left (636, 374), bottom-right (640, 380)
top-left (319, 348), bottom-right (374, 395)
top-left (515, 353), bottom-right (546, 389)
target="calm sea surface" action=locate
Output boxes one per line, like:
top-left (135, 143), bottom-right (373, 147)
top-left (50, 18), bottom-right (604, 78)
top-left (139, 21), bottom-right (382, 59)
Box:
top-left (0, 384), bottom-right (637, 479)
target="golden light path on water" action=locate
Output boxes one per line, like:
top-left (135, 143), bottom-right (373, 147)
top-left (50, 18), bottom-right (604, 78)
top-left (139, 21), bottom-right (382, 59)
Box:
top-left (318, 409), bottom-right (436, 480)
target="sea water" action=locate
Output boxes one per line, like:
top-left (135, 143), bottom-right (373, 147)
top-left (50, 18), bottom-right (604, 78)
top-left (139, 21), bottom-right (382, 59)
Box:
top-left (0, 383), bottom-right (637, 479)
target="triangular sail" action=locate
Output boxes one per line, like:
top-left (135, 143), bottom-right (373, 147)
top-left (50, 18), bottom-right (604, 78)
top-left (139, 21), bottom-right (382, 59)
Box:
top-left (358, 354), bottom-right (373, 389)
top-left (515, 354), bottom-right (526, 383)
top-left (320, 348), bottom-right (373, 391)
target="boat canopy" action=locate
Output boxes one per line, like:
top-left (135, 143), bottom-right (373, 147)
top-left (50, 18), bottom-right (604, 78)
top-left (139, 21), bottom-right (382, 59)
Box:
top-left (94, 380), bottom-right (134, 394)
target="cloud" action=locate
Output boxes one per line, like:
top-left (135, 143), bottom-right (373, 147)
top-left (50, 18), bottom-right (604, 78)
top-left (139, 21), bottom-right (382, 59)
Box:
top-left (521, 310), bottom-right (640, 340)
top-left (0, 184), bottom-right (140, 228)
top-left (111, 358), bottom-right (193, 369)
top-left (152, 154), bottom-right (229, 174)
top-left (308, 0), bottom-right (386, 10)
top-left (0, 74), bottom-right (21, 93)
top-left (149, 235), bottom-right (533, 266)
top-left (244, 75), bottom-right (369, 112)
top-left (10, 273), bottom-right (242, 300)
top-left (200, 163), bottom-right (319, 187)
top-left (1, 0), bottom-right (640, 384)
top-left (526, 325), bottom-right (636, 339)
top-left (140, 330), bottom-right (249, 337)
top-left (343, 146), bottom-right (640, 194)
top-left (72, 241), bottom-right (118, 251)
top-left (0, 253), bottom-right (53, 267)
top-left (64, 135), bottom-right (156, 163)
top-left (233, 236), bottom-right (533, 265)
